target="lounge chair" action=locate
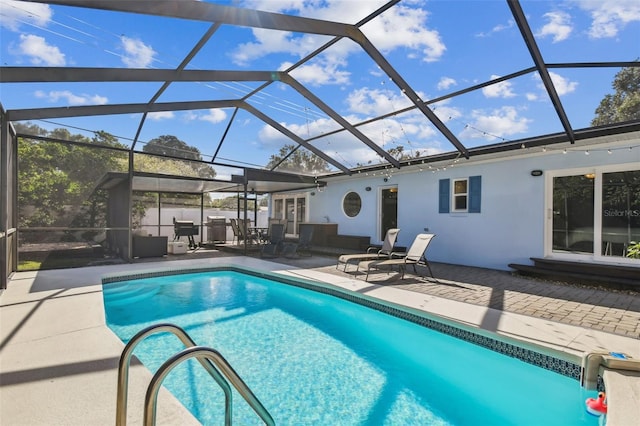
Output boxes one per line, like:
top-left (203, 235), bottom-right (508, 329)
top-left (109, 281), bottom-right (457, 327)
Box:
top-left (336, 228), bottom-right (400, 271)
top-left (282, 223), bottom-right (314, 258)
top-left (261, 223), bottom-right (286, 257)
top-left (359, 233), bottom-right (435, 281)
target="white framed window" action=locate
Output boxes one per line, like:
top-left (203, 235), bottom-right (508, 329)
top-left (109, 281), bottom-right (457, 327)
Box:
top-left (452, 178), bottom-right (468, 212)
top-left (439, 176), bottom-right (481, 214)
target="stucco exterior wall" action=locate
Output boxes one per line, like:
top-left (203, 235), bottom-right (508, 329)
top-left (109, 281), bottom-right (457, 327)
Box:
top-left (297, 138), bottom-right (639, 271)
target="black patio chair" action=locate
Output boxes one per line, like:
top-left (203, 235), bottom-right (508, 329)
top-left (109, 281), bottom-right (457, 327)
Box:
top-left (282, 223), bottom-right (314, 258)
top-left (260, 223), bottom-right (286, 258)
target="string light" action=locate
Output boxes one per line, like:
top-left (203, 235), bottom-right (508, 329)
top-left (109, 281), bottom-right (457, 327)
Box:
top-left (539, 144), bottom-right (640, 156)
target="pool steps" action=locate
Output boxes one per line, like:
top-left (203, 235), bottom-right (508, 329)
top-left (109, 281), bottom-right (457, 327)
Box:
top-left (116, 323), bottom-right (274, 426)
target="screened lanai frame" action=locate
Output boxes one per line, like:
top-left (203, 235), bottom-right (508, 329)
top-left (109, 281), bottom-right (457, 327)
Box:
top-left (1, 0), bottom-right (639, 174)
top-left (1, 0), bottom-right (640, 288)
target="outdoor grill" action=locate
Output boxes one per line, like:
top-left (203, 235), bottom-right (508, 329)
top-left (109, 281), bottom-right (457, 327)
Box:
top-left (173, 218), bottom-right (199, 250)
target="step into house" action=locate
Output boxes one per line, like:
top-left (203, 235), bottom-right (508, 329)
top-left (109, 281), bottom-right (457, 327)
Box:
top-left (508, 258), bottom-right (640, 290)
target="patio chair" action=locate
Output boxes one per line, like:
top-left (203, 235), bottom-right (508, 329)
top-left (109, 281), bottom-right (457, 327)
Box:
top-left (230, 219), bottom-right (242, 245)
top-left (261, 223), bottom-right (286, 258)
top-left (240, 218), bottom-right (260, 244)
top-left (256, 218), bottom-right (283, 243)
top-left (282, 223), bottom-right (314, 258)
top-left (359, 233), bottom-right (435, 281)
top-left (336, 228), bottom-right (400, 271)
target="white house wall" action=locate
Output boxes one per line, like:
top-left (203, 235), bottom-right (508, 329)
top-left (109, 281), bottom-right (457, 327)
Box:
top-left (302, 138), bottom-right (639, 271)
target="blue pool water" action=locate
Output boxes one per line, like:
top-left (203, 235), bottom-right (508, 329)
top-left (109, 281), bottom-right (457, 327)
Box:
top-left (103, 270), bottom-right (599, 425)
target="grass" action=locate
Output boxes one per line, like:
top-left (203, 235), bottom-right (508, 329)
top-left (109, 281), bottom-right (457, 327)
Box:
top-left (18, 256), bottom-right (101, 271)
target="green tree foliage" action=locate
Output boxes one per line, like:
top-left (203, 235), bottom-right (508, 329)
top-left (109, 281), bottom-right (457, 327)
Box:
top-left (387, 146), bottom-right (423, 161)
top-left (142, 135), bottom-right (216, 178)
top-left (592, 65), bottom-right (640, 126)
top-left (16, 123), bottom-right (128, 234)
top-left (210, 195), bottom-right (257, 211)
top-left (266, 144), bottom-right (330, 175)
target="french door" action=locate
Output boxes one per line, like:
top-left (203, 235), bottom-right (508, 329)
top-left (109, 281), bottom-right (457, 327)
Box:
top-left (547, 166), bottom-right (639, 262)
top-left (272, 193), bottom-right (307, 236)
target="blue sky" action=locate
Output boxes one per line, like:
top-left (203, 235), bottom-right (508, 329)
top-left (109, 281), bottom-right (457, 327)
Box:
top-left (1, 0), bottom-right (639, 176)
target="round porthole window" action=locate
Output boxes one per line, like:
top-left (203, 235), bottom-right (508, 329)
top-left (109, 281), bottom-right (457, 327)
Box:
top-left (343, 191), bottom-right (362, 217)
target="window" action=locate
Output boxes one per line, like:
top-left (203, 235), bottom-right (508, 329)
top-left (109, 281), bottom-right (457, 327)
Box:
top-left (439, 176), bottom-right (481, 213)
top-left (453, 179), bottom-right (468, 211)
top-left (343, 191), bottom-right (362, 217)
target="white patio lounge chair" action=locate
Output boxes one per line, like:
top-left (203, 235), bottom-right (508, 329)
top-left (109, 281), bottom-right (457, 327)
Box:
top-left (359, 233), bottom-right (436, 281)
top-left (336, 228), bottom-right (400, 271)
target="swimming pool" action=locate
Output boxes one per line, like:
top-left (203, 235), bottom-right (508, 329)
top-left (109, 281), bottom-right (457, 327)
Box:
top-left (103, 268), bottom-right (599, 425)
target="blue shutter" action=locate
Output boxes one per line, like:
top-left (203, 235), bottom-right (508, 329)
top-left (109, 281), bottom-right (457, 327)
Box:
top-left (469, 175), bottom-right (481, 213)
top-left (439, 179), bottom-right (450, 213)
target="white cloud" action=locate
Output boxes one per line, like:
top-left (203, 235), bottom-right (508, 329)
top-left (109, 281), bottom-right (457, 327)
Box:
top-left (482, 75), bottom-right (516, 98)
top-left (549, 71), bottom-right (578, 95)
top-left (460, 106), bottom-right (531, 141)
top-left (200, 109), bottom-right (228, 124)
top-left (286, 60), bottom-right (351, 86)
top-left (575, 0), bottom-right (640, 38)
top-left (437, 77), bottom-right (457, 91)
top-left (14, 34), bottom-right (65, 65)
top-left (346, 87), bottom-right (414, 116)
top-left (362, 4), bottom-right (446, 63)
top-left (120, 36), bottom-right (156, 68)
top-left (536, 11), bottom-right (573, 42)
top-left (231, 0), bottom-right (445, 86)
top-left (241, 0), bottom-right (384, 25)
top-left (431, 103), bottom-right (463, 124)
top-left (476, 19), bottom-right (515, 37)
top-left (231, 28), bottom-right (318, 66)
top-left (534, 71), bottom-right (578, 96)
top-left (34, 90), bottom-right (107, 105)
top-left (0, 0), bottom-right (52, 31)
top-left (526, 92), bottom-right (538, 101)
top-left (148, 111), bottom-right (174, 120)
top-left (256, 106), bottom-right (442, 166)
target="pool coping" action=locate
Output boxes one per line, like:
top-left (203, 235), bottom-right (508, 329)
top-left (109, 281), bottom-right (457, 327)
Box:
top-left (3, 256), bottom-right (638, 425)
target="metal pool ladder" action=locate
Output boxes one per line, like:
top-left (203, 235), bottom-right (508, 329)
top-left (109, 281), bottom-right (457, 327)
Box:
top-left (115, 323), bottom-right (275, 426)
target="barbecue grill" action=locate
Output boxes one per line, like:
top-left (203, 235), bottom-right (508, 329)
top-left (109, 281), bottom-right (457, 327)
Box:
top-left (173, 218), bottom-right (199, 250)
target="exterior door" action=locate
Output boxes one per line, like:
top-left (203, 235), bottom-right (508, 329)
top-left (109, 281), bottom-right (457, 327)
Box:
top-left (380, 187), bottom-right (398, 240)
top-left (547, 166), bottom-right (639, 262)
top-left (271, 193), bottom-right (308, 236)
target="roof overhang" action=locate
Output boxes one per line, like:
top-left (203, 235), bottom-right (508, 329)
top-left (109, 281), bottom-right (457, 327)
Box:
top-left (95, 170), bottom-right (325, 195)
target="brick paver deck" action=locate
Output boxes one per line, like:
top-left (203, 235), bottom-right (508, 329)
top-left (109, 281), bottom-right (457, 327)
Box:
top-left (274, 255), bottom-right (640, 339)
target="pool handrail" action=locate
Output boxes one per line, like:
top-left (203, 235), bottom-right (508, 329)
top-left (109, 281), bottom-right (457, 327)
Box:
top-left (116, 323), bottom-right (233, 426)
top-left (144, 346), bottom-right (276, 426)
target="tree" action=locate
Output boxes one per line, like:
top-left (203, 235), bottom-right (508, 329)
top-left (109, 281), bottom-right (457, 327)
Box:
top-left (210, 195), bottom-right (258, 211)
top-left (592, 65), bottom-right (640, 126)
top-left (16, 123), bottom-right (128, 233)
top-left (266, 144), bottom-right (330, 175)
top-left (142, 135), bottom-right (216, 178)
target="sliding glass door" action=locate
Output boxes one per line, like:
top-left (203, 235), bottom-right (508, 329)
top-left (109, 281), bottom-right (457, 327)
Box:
top-left (552, 175), bottom-right (595, 254)
top-left (549, 167), bottom-right (639, 261)
top-left (602, 170), bottom-right (640, 257)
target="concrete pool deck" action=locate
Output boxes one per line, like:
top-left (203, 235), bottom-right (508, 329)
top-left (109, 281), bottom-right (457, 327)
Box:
top-left (1, 255), bottom-right (639, 425)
